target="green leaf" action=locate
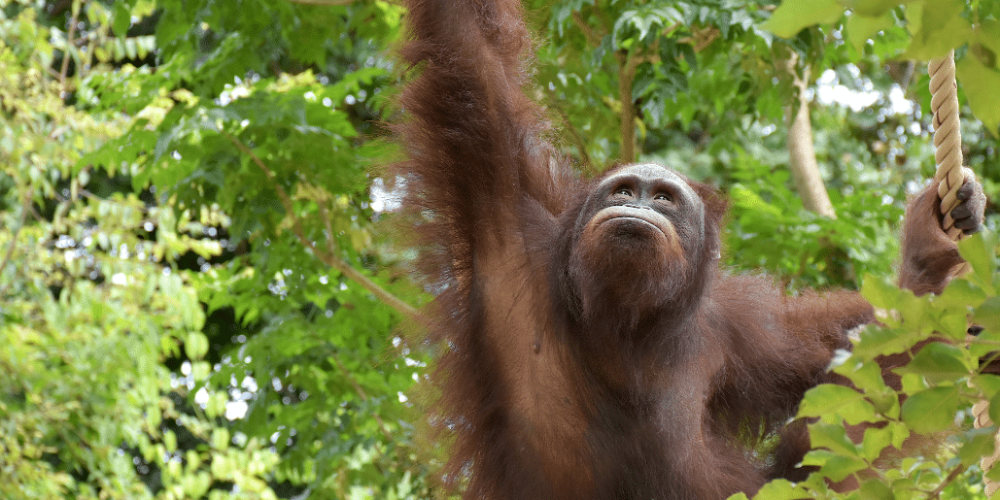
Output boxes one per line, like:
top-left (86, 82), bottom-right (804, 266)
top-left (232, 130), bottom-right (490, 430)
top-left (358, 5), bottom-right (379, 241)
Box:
top-left (974, 297), bottom-right (1000, 333)
top-left (799, 384), bottom-right (877, 424)
top-left (749, 479), bottom-right (807, 500)
top-left (861, 425), bottom-right (897, 461)
top-left (971, 374), bottom-right (1000, 399)
top-left (731, 186), bottom-right (782, 218)
top-left (989, 391), bottom-right (1000, 425)
top-left (834, 357), bottom-right (888, 393)
top-left (853, 325), bottom-right (928, 360)
top-left (896, 291), bottom-right (929, 326)
top-left (810, 422), bottom-right (860, 457)
top-left (934, 307), bottom-right (970, 341)
top-left (958, 231), bottom-right (999, 290)
top-left (859, 478), bottom-right (893, 500)
top-left (957, 427), bottom-right (997, 466)
top-left (803, 450), bottom-right (868, 482)
top-left (165, 429), bottom-right (178, 452)
top-left (957, 56), bottom-right (1000, 136)
top-left (833, 358), bottom-right (899, 415)
top-left (860, 278), bottom-right (926, 331)
top-left (895, 342), bottom-right (970, 383)
top-left (212, 428), bottom-right (230, 451)
top-left (838, 0), bottom-right (909, 17)
top-left (935, 278), bottom-right (986, 312)
top-left (763, 0), bottom-right (845, 38)
top-left (112, 2), bottom-right (131, 38)
top-left (903, 0), bottom-right (972, 60)
top-left (185, 332), bottom-right (209, 360)
top-left (973, 20), bottom-right (1000, 66)
top-left (846, 12), bottom-right (895, 53)
top-left (901, 386), bottom-right (963, 433)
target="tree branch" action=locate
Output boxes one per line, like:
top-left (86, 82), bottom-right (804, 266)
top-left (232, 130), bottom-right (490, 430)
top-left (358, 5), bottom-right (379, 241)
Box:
top-left (571, 11), bottom-right (604, 47)
top-left (60, 0), bottom-right (82, 95)
top-left (616, 49), bottom-right (640, 163)
top-left (591, 6), bottom-right (614, 35)
top-left (780, 51), bottom-right (835, 218)
top-left (928, 464), bottom-right (967, 500)
top-left (314, 191), bottom-right (425, 323)
top-left (222, 132), bottom-right (425, 325)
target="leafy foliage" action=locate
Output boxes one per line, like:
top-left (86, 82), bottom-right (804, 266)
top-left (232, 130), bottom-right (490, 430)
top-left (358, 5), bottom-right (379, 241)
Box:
top-left (748, 233), bottom-right (1000, 500)
top-left (2, 0), bottom-right (424, 498)
top-left (766, 0), bottom-right (1000, 134)
top-left (1, 0), bottom-right (998, 499)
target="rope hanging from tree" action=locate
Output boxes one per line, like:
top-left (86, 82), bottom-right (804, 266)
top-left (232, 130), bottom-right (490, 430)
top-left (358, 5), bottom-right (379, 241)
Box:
top-left (928, 49), bottom-right (998, 496)
top-left (929, 52), bottom-right (966, 239)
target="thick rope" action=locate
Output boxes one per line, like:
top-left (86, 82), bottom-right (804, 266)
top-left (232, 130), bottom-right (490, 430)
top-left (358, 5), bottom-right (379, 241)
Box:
top-left (928, 52), bottom-right (965, 239)
top-left (929, 50), bottom-right (998, 496)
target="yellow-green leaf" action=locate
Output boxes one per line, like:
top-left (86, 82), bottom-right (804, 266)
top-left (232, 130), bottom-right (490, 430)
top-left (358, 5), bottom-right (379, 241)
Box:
top-left (903, 0), bottom-right (972, 60)
top-left (763, 0), bottom-right (845, 38)
top-left (956, 55), bottom-right (1000, 137)
top-left (846, 12), bottom-right (895, 54)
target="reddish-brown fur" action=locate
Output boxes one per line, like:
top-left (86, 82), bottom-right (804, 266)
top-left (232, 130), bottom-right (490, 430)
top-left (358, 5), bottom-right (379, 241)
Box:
top-left (392, 1), bottom-right (982, 499)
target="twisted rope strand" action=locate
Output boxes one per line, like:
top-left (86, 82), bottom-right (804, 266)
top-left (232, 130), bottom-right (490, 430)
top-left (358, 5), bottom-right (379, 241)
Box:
top-left (929, 52), bottom-right (965, 239)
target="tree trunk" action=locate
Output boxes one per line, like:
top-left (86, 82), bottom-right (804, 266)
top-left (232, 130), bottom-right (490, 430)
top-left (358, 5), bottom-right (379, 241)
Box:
top-left (783, 55), bottom-right (836, 218)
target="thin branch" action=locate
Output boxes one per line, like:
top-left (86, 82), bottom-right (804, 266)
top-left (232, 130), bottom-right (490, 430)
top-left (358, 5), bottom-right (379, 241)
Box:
top-left (662, 23), bottom-right (682, 38)
top-left (678, 26), bottom-right (720, 53)
top-left (331, 352), bottom-right (393, 441)
top-left (43, 64), bottom-right (63, 81)
top-left (592, 6), bottom-right (614, 35)
top-left (60, 0), bottom-right (82, 94)
top-left (572, 11), bottom-right (604, 47)
top-left (314, 191), bottom-right (425, 323)
top-left (222, 132), bottom-right (425, 325)
top-left (928, 464), bottom-right (967, 500)
top-left (639, 38), bottom-right (661, 65)
top-left (0, 187), bottom-right (36, 297)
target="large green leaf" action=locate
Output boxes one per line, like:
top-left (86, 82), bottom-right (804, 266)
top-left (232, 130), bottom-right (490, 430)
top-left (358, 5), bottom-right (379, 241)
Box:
top-left (763, 0), bottom-right (845, 38)
top-left (799, 384), bottom-right (877, 425)
top-left (895, 342), bottom-right (971, 383)
top-left (901, 386), bottom-right (964, 433)
top-left (957, 55), bottom-right (1000, 136)
top-left (904, 0), bottom-right (972, 60)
